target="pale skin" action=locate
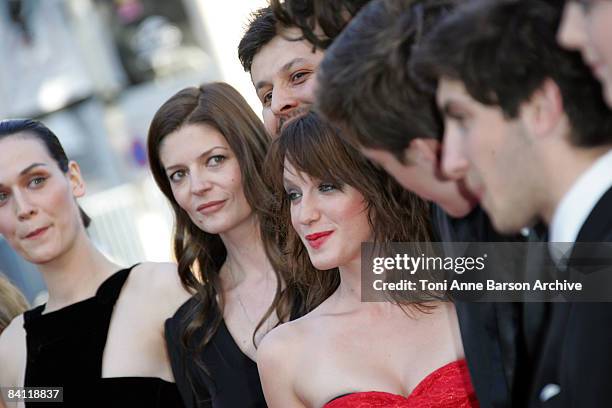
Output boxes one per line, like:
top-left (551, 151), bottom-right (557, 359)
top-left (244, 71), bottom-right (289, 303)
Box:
top-left (257, 162), bottom-right (463, 408)
top-left (0, 135), bottom-right (191, 408)
top-left (558, 1), bottom-right (612, 108)
top-left (159, 123), bottom-right (279, 360)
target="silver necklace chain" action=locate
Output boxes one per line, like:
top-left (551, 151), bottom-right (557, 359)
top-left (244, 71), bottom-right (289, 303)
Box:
top-left (226, 260), bottom-right (257, 325)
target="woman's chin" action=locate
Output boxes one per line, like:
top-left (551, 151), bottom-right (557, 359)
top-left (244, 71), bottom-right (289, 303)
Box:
top-left (309, 255), bottom-right (340, 271)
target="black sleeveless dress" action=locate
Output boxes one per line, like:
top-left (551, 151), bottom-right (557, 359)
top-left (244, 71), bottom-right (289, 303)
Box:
top-left (22, 266), bottom-right (184, 407)
top-left (165, 295), bottom-right (304, 408)
top-left (165, 297), bottom-right (264, 408)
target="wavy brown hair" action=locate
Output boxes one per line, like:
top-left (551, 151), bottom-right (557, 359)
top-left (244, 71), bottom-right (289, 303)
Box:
top-left (265, 112), bottom-right (437, 311)
top-left (0, 274), bottom-right (29, 334)
top-left (147, 82), bottom-right (295, 367)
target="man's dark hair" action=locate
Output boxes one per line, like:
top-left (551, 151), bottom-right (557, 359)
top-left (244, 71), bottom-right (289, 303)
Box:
top-left (412, 0), bottom-right (612, 147)
top-left (269, 0), bottom-right (371, 49)
top-left (238, 6), bottom-right (278, 73)
top-left (316, 0), bottom-right (455, 162)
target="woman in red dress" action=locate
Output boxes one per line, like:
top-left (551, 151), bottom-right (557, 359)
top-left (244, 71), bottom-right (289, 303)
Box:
top-left (257, 112), bottom-right (479, 408)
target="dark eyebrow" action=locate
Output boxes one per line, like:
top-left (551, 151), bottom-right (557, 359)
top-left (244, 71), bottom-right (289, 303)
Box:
top-left (441, 102), bottom-right (467, 119)
top-left (282, 176), bottom-right (296, 187)
top-left (280, 57), bottom-right (307, 74)
top-left (441, 102), bottom-right (453, 117)
top-left (254, 58), bottom-right (309, 92)
top-left (254, 80), bottom-right (269, 93)
top-left (283, 164), bottom-right (312, 188)
top-left (164, 146), bottom-right (228, 173)
top-left (282, 180), bottom-right (300, 194)
top-left (20, 163), bottom-right (47, 176)
top-left (0, 163), bottom-right (48, 187)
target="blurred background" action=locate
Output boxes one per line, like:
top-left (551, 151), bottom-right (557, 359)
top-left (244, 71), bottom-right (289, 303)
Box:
top-left (0, 0), bottom-right (267, 305)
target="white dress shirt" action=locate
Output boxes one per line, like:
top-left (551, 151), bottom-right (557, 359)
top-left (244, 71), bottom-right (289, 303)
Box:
top-left (549, 149), bottom-right (612, 263)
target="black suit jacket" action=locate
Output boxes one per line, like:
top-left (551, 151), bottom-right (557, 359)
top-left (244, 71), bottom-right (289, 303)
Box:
top-left (530, 186), bottom-right (612, 407)
top-left (432, 205), bottom-right (547, 408)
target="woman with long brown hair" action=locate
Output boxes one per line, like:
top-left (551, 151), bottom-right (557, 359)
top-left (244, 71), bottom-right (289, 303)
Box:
top-left (148, 82), bottom-right (300, 408)
top-left (257, 112), bottom-right (478, 408)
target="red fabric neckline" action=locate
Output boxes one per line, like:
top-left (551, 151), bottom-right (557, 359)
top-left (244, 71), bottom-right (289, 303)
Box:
top-left (324, 359), bottom-right (479, 408)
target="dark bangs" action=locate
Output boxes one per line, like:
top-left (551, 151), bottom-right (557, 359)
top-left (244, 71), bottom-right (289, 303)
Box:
top-left (274, 112), bottom-right (378, 192)
top-left (264, 111), bottom-right (437, 310)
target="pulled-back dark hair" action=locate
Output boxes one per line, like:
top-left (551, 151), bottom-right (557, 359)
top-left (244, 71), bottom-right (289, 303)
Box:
top-left (412, 0), bottom-right (612, 147)
top-left (0, 119), bottom-right (91, 227)
top-left (265, 112), bottom-right (436, 311)
top-left (269, 0), bottom-right (371, 49)
top-left (238, 6), bottom-right (279, 73)
top-left (316, 0), bottom-right (455, 162)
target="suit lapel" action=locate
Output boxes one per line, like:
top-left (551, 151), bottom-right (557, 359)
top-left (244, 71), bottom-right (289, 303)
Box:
top-left (574, 187), bottom-right (612, 242)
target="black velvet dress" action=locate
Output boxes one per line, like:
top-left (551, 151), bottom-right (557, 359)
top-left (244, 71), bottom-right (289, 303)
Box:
top-left (22, 266), bottom-right (184, 407)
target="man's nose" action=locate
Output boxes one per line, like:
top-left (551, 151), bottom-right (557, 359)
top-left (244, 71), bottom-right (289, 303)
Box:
top-left (557, 3), bottom-right (587, 51)
top-left (441, 132), bottom-right (469, 180)
top-left (271, 87), bottom-right (299, 116)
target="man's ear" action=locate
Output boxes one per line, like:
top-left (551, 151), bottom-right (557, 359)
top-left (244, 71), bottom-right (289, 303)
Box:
top-left (520, 78), bottom-right (565, 140)
top-left (409, 138), bottom-right (441, 163)
top-left (67, 161), bottom-right (86, 198)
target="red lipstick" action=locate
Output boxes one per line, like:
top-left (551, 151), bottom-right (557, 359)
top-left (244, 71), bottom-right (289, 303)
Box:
top-left (305, 230), bottom-right (334, 249)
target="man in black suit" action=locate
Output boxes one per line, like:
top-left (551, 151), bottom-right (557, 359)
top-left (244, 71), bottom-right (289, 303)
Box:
top-left (315, 1), bottom-right (541, 407)
top-left (414, 0), bottom-right (612, 405)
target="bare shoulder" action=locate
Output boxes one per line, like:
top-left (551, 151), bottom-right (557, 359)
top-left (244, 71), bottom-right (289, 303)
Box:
top-left (259, 321), bottom-right (299, 359)
top-left (259, 296), bottom-right (343, 367)
top-left (131, 262), bottom-right (190, 293)
top-left (0, 314), bottom-right (26, 386)
top-left (258, 312), bottom-right (317, 366)
top-left (257, 321), bottom-right (308, 407)
top-left (127, 262), bottom-right (192, 314)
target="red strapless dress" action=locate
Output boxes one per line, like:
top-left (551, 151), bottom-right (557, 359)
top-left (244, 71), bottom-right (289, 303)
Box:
top-left (324, 360), bottom-right (479, 408)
